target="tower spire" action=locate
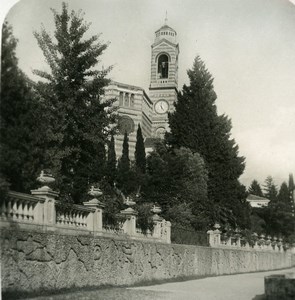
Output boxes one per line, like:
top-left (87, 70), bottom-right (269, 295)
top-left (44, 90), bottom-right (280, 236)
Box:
top-left (165, 11), bottom-right (168, 25)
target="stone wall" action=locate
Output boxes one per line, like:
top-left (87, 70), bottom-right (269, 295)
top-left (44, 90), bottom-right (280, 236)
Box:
top-left (1, 228), bottom-right (294, 294)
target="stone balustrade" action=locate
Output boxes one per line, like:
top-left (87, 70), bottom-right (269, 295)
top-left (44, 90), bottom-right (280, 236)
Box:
top-left (55, 204), bottom-right (94, 229)
top-left (0, 188), bottom-right (171, 243)
top-left (1, 191), bottom-right (45, 224)
top-left (207, 224), bottom-right (294, 253)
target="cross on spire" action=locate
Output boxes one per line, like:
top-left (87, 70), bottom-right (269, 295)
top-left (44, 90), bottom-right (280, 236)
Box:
top-left (165, 11), bottom-right (168, 24)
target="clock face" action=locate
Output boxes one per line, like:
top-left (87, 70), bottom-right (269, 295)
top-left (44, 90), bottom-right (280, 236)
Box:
top-left (118, 116), bottom-right (135, 135)
top-left (155, 100), bottom-right (169, 114)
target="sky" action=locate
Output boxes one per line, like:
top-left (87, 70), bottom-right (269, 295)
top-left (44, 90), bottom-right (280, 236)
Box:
top-left (1, 0), bottom-right (295, 189)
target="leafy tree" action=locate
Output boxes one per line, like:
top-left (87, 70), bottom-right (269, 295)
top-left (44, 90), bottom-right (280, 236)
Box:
top-left (33, 3), bottom-right (116, 202)
top-left (248, 179), bottom-right (263, 197)
top-left (143, 143), bottom-right (211, 230)
top-left (106, 135), bottom-right (117, 185)
top-left (250, 178), bottom-right (295, 240)
top-left (134, 124), bottom-right (146, 174)
top-left (0, 21), bottom-right (44, 193)
top-left (135, 202), bottom-right (154, 234)
top-left (263, 176), bottom-right (278, 202)
top-left (167, 56), bottom-right (247, 228)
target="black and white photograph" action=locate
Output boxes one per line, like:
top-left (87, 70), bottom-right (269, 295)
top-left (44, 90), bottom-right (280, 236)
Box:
top-left (1, 0), bottom-right (295, 299)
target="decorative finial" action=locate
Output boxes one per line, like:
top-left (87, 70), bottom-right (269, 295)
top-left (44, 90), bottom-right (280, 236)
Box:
top-left (165, 11), bottom-right (168, 24)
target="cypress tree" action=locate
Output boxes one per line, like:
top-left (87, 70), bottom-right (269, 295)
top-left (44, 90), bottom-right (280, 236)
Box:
top-left (117, 132), bottom-right (131, 195)
top-left (277, 182), bottom-right (291, 205)
top-left (106, 135), bottom-right (117, 185)
top-left (289, 173), bottom-right (294, 201)
top-left (167, 56), bottom-right (247, 227)
top-left (135, 124), bottom-right (146, 174)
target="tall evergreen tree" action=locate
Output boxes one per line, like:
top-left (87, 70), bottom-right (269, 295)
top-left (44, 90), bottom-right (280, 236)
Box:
top-left (106, 135), bottom-right (117, 185)
top-left (263, 176), bottom-right (278, 202)
top-left (289, 173), bottom-right (294, 201)
top-left (134, 124), bottom-right (146, 174)
top-left (0, 22), bottom-right (44, 193)
top-left (167, 56), bottom-right (247, 227)
top-left (277, 182), bottom-right (291, 205)
top-left (248, 180), bottom-right (263, 197)
top-left (116, 132), bottom-right (133, 195)
top-left (33, 3), bottom-right (116, 202)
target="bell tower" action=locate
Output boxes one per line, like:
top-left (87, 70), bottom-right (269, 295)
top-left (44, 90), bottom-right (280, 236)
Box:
top-left (149, 19), bottom-right (179, 138)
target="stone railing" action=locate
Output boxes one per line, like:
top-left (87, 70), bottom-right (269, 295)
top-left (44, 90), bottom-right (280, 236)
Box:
top-left (0, 186), bottom-right (171, 243)
top-left (207, 224), bottom-right (294, 253)
top-left (55, 203), bottom-right (94, 230)
top-left (1, 191), bottom-right (45, 224)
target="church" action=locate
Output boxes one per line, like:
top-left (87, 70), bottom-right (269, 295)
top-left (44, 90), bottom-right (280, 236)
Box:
top-left (104, 20), bottom-right (179, 158)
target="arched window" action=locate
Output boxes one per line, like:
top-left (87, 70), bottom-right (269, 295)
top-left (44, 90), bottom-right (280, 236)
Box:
top-left (124, 93), bottom-right (129, 106)
top-left (119, 92), bottom-right (123, 106)
top-left (130, 94), bottom-right (135, 107)
top-left (158, 54), bottom-right (169, 79)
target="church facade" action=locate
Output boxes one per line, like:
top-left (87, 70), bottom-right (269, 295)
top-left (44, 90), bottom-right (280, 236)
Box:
top-left (104, 22), bottom-right (179, 158)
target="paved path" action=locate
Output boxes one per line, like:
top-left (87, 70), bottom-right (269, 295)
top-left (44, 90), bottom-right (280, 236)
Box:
top-left (130, 268), bottom-right (295, 300)
top-left (29, 268), bottom-right (294, 300)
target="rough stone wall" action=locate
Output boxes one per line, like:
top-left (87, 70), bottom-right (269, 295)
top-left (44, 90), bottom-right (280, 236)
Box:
top-left (1, 228), bottom-right (293, 293)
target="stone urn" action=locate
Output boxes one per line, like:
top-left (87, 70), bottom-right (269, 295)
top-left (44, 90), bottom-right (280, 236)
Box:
top-left (88, 186), bottom-right (103, 198)
top-left (37, 170), bottom-right (55, 189)
top-left (151, 204), bottom-right (162, 214)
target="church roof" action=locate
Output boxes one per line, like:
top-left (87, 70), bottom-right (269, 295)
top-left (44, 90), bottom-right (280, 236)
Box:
top-left (155, 24), bottom-right (176, 33)
top-left (152, 38), bottom-right (179, 48)
top-left (247, 194), bottom-right (270, 201)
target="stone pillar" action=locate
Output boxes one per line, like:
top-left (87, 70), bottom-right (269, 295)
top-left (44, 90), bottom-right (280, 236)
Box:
top-left (31, 186), bottom-right (59, 226)
top-left (120, 207), bottom-right (138, 236)
top-left (236, 235), bottom-right (241, 247)
top-left (83, 198), bottom-right (105, 232)
top-left (152, 213), bottom-right (162, 238)
top-left (207, 230), bottom-right (215, 246)
top-left (165, 220), bottom-right (171, 244)
top-left (151, 204), bottom-right (163, 239)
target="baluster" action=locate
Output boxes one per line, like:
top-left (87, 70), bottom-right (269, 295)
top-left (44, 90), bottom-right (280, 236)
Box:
top-left (61, 212), bottom-right (65, 225)
top-left (7, 200), bottom-right (12, 218)
top-left (29, 202), bottom-right (33, 221)
top-left (83, 212), bottom-right (86, 227)
top-left (1, 200), bottom-right (7, 218)
top-left (273, 237), bottom-right (279, 252)
top-left (12, 200), bottom-right (18, 220)
top-left (76, 212), bottom-right (81, 227)
top-left (72, 211), bottom-right (75, 226)
top-left (23, 201), bottom-right (28, 221)
top-left (18, 200), bottom-right (24, 220)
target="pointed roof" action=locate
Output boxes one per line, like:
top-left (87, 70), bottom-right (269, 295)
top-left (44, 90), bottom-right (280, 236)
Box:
top-left (155, 24), bottom-right (176, 33)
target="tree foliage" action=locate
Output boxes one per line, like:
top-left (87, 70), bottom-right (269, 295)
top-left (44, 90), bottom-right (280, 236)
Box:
top-left (248, 180), bottom-right (263, 197)
top-left (142, 143), bottom-right (211, 230)
top-left (116, 132), bottom-right (136, 195)
top-left (263, 176), bottom-right (278, 202)
top-left (134, 124), bottom-right (146, 174)
top-left (0, 21), bottom-right (44, 193)
top-left (167, 56), bottom-right (247, 228)
top-left (250, 176), bottom-right (295, 242)
top-left (106, 135), bottom-right (117, 185)
top-left (33, 3), bottom-right (116, 202)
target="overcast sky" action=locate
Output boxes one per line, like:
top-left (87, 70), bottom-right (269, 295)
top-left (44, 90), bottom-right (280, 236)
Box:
top-left (1, 0), bottom-right (295, 189)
